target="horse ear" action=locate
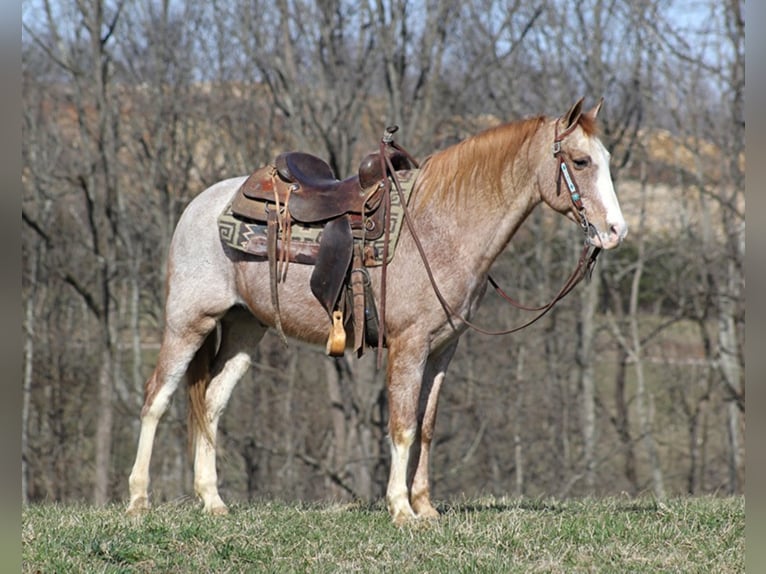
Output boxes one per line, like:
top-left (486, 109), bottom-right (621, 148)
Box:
top-left (563, 97), bottom-right (585, 128)
top-left (584, 97), bottom-right (604, 121)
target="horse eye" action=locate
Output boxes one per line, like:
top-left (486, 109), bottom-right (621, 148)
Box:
top-left (573, 156), bottom-right (591, 169)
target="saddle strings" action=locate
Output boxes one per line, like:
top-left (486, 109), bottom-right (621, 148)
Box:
top-left (280, 184), bottom-right (292, 282)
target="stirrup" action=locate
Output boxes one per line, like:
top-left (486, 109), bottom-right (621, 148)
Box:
top-left (326, 310), bottom-right (346, 356)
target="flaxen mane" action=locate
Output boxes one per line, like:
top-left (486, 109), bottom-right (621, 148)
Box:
top-left (413, 113), bottom-right (598, 210)
top-left (414, 116), bottom-right (546, 209)
top-left (577, 112), bottom-right (598, 137)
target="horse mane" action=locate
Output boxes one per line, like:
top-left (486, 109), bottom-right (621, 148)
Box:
top-left (578, 112), bottom-right (598, 138)
top-left (413, 116), bottom-right (547, 209)
top-left (413, 112), bottom-right (598, 209)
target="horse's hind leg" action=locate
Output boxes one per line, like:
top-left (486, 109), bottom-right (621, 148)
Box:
top-left (127, 316), bottom-right (217, 515)
top-left (192, 308), bottom-right (266, 514)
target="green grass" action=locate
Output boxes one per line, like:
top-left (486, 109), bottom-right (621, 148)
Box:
top-left (22, 496), bottom-right (743, 573)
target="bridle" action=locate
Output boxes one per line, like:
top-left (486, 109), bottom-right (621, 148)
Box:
top-left (374, 121), bottom-right (602, 364)
top-left (553, 120), bottom-right (592, 234)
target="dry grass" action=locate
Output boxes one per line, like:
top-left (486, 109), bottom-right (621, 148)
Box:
top-left (23, 496), bottom-right (743, 573)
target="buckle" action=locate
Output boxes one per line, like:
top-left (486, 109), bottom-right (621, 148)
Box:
top-left (552, 141), bottom-right (562, 156)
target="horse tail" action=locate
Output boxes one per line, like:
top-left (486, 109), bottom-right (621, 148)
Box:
top-left (187, 330), bottom-right (217, 453)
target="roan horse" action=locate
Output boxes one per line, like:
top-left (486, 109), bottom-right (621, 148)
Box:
top-left (127, 98), bottom-right (627, 524)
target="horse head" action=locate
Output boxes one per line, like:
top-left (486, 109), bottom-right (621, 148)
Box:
top-left (541, 98), bottom-right (627, 250)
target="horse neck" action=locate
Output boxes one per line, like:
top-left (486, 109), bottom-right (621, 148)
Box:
top-left (412, 120), bottom-right (550, 276)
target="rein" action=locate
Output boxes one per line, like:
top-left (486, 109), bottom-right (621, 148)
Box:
top-left (376, 121), bottom-right (601, 360)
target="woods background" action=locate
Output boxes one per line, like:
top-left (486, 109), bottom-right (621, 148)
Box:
top-left (21, 0), bottom-right (744, 507)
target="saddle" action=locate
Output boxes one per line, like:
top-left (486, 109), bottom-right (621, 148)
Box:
top-left (227, 139), bottom-right (416, 357)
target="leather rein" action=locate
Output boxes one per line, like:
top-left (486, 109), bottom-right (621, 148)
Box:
top-left (376, 120), bottom-right (601, 359)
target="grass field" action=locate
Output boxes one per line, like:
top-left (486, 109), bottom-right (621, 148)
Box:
top-left (22, 496), bottom-right (743, 573)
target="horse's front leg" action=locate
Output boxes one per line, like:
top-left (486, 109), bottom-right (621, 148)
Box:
top-left (385, 338), bottom-right (428, 525)
top-left (410, 340), bottom-right (459, 519)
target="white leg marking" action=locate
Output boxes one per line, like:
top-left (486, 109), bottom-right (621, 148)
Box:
top-left (387, 427), bottom-right (416, 524)
top-left (127, 382), bottom-right (178, 514)
top-left (194, 352), bottom-right (252, 514)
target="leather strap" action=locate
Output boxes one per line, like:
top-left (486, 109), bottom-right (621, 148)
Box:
top-left (553, 120), bottom-right (590, 232)
top-left (351, 246), bottom-right (366, 355)
top-left (267, 209), bottom-right (288, 345)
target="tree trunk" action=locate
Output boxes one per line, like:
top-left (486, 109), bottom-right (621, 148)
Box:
top-left (325, 358), bottom-right (348, 499)
top-left (686, 394), bottom-right (706, 494)
top-left (630, 163), bottom-right (666, 500)
top-left (348, 354), bottom-right (380, 499)
top-left (93, 345), bottom-right (114, 505)
top-left (281, 352), bottom-right (299, 493)
top-left (22, 245), bottom-right (40, 505)
top-left (718, 256), bottom-right (744, 493)
top-left (613, 348), bottom-right (638, 494)
top-left (577, 269), bottom-right (600, 492)
top-left (513, 345), bottom-right (526, 497)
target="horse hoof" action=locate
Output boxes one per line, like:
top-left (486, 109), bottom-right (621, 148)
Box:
top-left (207, 504), bottom-right (229, 516)
top-left (126, 497), bottom-right (149, 516)
top-left (391, 508), bottom-right (417, 526)
top-left (415, 506), bottom-right (440, 520)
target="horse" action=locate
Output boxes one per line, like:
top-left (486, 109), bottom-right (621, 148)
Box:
top-left (127, 98), bottom-right (627, 524)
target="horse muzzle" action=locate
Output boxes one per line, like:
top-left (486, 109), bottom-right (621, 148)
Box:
top-left (588, 220), bottom-right (628, 250)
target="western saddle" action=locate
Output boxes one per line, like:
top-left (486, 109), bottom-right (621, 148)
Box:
top-left (227, 128), bottom-right (416, 357)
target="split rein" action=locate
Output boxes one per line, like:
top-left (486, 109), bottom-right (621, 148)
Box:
top-left (375, 123), bottom-right (601, 361)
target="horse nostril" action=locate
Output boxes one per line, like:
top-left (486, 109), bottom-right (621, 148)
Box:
top-left (609, 222), bottom-right (627, 241)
